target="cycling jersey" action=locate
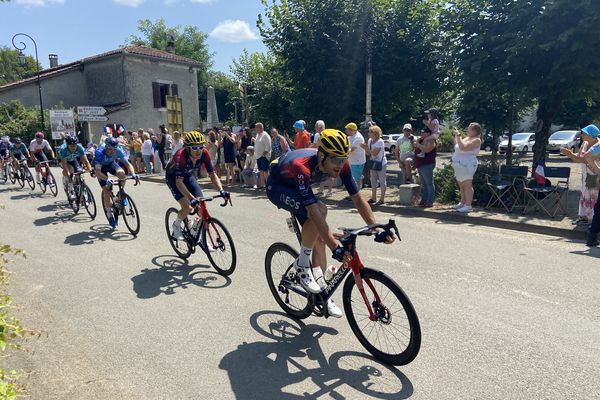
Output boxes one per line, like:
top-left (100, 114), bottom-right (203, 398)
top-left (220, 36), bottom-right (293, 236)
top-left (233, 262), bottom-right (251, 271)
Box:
top-left (166, 147), bottom-right (213, 178)
top-left (58, 143), bottom-right (85, 162)
top-left (94, 145), bottom-right (128, 167)
top-left (29, 139), bottom-right (52, 154)
top-left (0, 141), bottom-right (10, 158)
top-left (269, 148), bottom-right (358, 208)
top-left (9, 144), bottom-right (29, 156)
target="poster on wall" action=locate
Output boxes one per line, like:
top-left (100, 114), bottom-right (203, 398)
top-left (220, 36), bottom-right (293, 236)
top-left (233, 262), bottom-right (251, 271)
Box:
top-left (49, 109), bottom-right (76, 140)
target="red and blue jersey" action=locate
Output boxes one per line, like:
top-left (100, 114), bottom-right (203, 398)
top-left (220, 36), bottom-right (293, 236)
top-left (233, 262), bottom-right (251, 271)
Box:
top-left (270, 148), bottom-right (358, 207)
top-left (166, 147), bottom-right (213, 178)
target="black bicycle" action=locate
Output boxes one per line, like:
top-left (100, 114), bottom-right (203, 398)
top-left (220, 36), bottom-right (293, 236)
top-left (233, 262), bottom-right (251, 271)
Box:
top-left (265, 215), bottom-right (421, 366)
top-left (13, 159), bottom-right (35, 190)
top-left (165, 193), bottom-right (236, 276)
top-left (0, 157), bottom-right (11, 184)
top-left (37, 160), bottom-right (58, 197)
top-left (102, 177), bottom-right (141, 235)
top-left (67, 170), bottom-right (97, 219)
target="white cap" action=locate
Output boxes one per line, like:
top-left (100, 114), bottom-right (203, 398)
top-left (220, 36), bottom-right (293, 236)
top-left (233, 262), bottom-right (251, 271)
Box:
top-left (403, 123), bottom-right (412, 130)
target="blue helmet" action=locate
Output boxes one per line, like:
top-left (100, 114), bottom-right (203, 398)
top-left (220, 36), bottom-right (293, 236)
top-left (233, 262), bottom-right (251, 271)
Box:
top-left (105, 137), bottom-right (119, 148)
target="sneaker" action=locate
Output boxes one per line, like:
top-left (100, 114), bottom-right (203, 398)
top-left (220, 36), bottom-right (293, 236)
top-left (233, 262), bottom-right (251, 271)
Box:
top-left (252, 185), bottom-right (258, 189)
top-left (172, 221), bottom-right (184, 240)
top-left (572, 216), bottom-right (589, 225)
top-left (456, 205), bottom-right (473, 213)
top-left (368, 199), bottom-right (376, 204)
top-left (324, 191), bottom-right (332, 198)
top-left (452, 203), bottom-right (464, 210)
top-left (294, 259), bottom-right (322, 294)
top-left (375, 200), bottom-right (386, 206)
top-left (326, 299), bottom-right (343, 318)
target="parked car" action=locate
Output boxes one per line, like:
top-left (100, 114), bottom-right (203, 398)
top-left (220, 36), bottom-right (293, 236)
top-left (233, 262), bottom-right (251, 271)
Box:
top-left (480, 134), bottom-right (497, 152)
top-left (382, 134), bottom-right (403, 153)
top-left (547, 130), bottom-right (580, 153)
top-left (498, 132), bottom-right (535, 154)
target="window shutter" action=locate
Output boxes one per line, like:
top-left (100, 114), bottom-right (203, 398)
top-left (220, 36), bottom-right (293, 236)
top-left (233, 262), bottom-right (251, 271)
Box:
top-left (171, 83), bottom-right (179, 97)
top-left (152, 82), bottom-right (161, 108)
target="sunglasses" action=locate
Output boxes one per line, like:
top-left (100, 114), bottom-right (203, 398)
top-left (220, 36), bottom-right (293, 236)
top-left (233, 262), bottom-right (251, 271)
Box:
top-left (328, 156), bottom-right (348, 166)
top-left (189, 145), bottom-right (204, 151)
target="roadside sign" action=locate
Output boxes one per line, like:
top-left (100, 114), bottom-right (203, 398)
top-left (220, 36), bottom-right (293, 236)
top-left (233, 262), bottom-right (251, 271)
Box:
top-left (49, 109), bottom-right (75, 140)
top-left (78, 115), bottom-right (109, 122)
top-left (77, 106), bottom-right (106, 116)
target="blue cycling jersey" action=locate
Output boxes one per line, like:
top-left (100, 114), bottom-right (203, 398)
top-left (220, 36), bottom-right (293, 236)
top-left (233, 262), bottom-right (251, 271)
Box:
top-left (58, 143), bottom-right (85, 161)
top-left (94, 145), bottom-right (127, 166)
top-left (9, 144), bottom-right (29, 155)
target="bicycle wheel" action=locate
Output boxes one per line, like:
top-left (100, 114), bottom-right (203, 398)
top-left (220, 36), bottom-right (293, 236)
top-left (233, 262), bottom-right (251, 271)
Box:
top-left (0, 166), bottom-right (6, 184)
top-left (7, 164), bottom-right (16, 184)
top-left (24, 167), bottom-right (35, 190)
top-left (16, 168), bottom-right (24, 188)
top-left (47, 171), bottom-right (58, 197)
top-left (121, 193), bottom-right (140, 235)
top-left (343, 268), bottom-right (421, 366)
top-left (265, 242), bottom-right (312, 320)
top-left (82, 185), bottom-right (97, 219)
top-left (201, 217), bottom-right (236, 276)
top-left (39, 173), bottom-right (47, 193)
top-left (101, 192), bottom-right (119, 225)
top-left (165, 207), bottom-right (192, 259)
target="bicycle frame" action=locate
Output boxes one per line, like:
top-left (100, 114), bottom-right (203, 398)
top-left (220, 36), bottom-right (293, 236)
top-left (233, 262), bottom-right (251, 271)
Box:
top-left (184, 195), bottom-right (230, 250)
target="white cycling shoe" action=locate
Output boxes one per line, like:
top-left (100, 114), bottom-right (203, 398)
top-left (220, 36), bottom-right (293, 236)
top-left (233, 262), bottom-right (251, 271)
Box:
top-left (172, 221), bottom-right (184, 240)
top-left (326, 299), bottom-right (343, 318)
top-left (294, 260), bottom-right (322, 294)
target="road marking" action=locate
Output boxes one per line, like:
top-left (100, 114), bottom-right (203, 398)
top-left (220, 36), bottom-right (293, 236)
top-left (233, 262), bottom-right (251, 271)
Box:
top-left (512, 289), bottom-right (559, 305)
top-left (368, 255), bottom-right (407, 265)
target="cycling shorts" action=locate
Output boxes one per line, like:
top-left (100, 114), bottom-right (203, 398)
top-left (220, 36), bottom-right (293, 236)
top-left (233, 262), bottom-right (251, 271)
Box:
top-left (66, 159), bottom-right (83, 173)
top-left (34, 152), bottom-right (48, 163)
top-left (166, 173), bottom-right (203, 201)
top-left (97, 162), bottom-right (122, 187)
top-left (12, 153), bottom-right (25, 161)
top-left (266, 175), bottom-right (309, 225)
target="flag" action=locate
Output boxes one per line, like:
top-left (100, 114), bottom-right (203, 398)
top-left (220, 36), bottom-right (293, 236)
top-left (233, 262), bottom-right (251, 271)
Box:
top-left (104, 126), bottom-right (113, 135)
top-left (116, 124), bottom-right (125, 135)
top-left (535, 161), bottom-right (545, 185)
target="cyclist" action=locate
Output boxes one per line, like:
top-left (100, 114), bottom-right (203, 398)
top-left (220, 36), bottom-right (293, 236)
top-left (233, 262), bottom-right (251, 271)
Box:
top-left (166, 130), bottom-right (228, 240)
top-left (267, 129), bottom-right (395, 318)
top-left (29, 131), bottom-right (55, 184)
top-left (0, 136), bottom-right (11, 173)
top-left (9, 137), bottom-right (31, 172)
top-left (59, 135), bottom-right (92, 198)
top-left (95, 136), bottom-right (138, 229)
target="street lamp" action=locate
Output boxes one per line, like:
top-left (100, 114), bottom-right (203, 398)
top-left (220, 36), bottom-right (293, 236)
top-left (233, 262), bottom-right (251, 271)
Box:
top-left (12, 33), bottom-right (45, 130)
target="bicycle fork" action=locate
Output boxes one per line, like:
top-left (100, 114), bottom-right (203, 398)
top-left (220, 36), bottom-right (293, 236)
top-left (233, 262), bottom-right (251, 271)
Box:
top-left (349, 253), bottom-right (381, 322)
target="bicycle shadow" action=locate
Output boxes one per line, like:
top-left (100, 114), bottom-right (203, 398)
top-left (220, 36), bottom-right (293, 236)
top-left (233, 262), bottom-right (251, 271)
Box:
top-left (131, 254), bottom-right (231, 299)
top-left (37, 201), bottom-right (68, 212)
top-left (63, 224), bottom-right (135, 246)
top-left (219, 311), bottom-right (414, 400)
top-left (33, 209), bottom-right (90, 226)
top-left (11, 192), bottom-right (42, 200)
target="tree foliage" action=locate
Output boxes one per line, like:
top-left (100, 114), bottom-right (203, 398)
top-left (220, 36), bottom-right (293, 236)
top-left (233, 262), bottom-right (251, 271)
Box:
top-left (0, 100), bottom-right (48, 140)
top-left (0, 47), bottom-right (40, 87)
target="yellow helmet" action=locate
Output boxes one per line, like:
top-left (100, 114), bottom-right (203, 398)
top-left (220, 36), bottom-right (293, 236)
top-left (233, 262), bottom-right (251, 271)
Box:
top-left (318, 129), bottom-right (350, 157)
top-left (184, 130), bottom-right (206, 146)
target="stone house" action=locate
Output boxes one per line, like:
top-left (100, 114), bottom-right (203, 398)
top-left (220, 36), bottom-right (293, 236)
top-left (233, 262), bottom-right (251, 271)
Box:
top-left (0, 45), bottom-right (202, 143)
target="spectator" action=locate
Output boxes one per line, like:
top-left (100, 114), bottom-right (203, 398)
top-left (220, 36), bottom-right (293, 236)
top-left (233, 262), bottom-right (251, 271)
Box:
top-left (312, 120), bottom-right (333, 196)
top-left (413, 127), bottom-right (437, 208)
top-left (133, 129), bottom-right (144, 173)
top-left (141, 132), bottom-right (153, 175)
top-left (270, 127), bottom-right (289, 160)
top-left (156, 128), bottom-right (167, 175)
top-left (222, 126), bottom-right (238, 185)
top-left (253, 122), bottom-right (271, 189)
top-left (395, 124), bottom-right (415, 184)
top-left (361, 125), bottom-right (388, 205)
top-left (172, 131), bottom-right (184, 154)
top-left (451, 123), bottom-right (482, 213)
top-left (345, 122), bottom-right (365, 189)
top-left (241, 146), bottom-right (257, 188)
top-left (163, 126), bottom-right (174, 164)
top-left (292, 120), bottom-right (311, 149)
top-left (423, 108), bottom-right (441, 140)
top-left (206, 129), bottom-right (221, 178)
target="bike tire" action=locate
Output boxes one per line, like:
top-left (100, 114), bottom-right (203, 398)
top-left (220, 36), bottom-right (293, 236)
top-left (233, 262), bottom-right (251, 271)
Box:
top-left (101, 192), bottom-right (119, 225)
top-left (7, 164), bottom-right (16, 184)
top-left (70, 184), bottom-right (81, 214)
top-left (39, 173), bottom-right (47, 193)
top-left (201, 217), bottom-right (236, 276)
top-left (0, 166), bottom-right (6, 184)
top-left (24, 167), bottom-right (35, 190)
top-left (165, 207), bottom-right (192, 259)
top-left (16, 168), bottom-right (24, 188)
top-left (265, 242), bottom-right (312, 320)
top-left (82, 185), bottom-right (97, 219)
top-left (47, 172), bottom-right (58, 197)
top-left (121, 193), bottom-right (140, 236)
top-left (343, 268), bottom-right (421, 366)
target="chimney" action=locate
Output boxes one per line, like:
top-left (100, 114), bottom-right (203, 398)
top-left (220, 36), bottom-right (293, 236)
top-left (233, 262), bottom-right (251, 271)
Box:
top-left (49, 54), bottom-right (58, 68)
top-left (166, 32), bottom-right (176, 54)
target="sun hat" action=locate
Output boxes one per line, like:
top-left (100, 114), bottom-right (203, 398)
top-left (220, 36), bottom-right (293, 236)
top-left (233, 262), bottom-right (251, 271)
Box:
top-left (344, 122), bottom-right (358, 131)
top-left (403, 123), bottom-right (412, 130)
top-left (293, 120), bottom-right (305, 130)
top-left (581, 124), bottom-right (600, 138)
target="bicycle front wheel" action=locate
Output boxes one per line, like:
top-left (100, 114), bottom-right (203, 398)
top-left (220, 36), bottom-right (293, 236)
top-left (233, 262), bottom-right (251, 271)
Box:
top-left (24, 167), bottom-right (35, 190)
top-left (202, 217), bottom-right (236, 276)
top-left (121, 193), bottom-right (140, 235)
top-left (39, 173), bottom-right (47, 193)
top-left (343, 268), bottom-right (421, 366)
top-left (47, 171), bottom-right (58, 197)
top-left (16, 169), bottom-right (24, 188)
top-left (0, 166), bottom-right (6, 184)
top-left (7, 165), bottom-right (16, 184)
top-left (265, 243), bottom-right (312, 320)
top-left (82, 185), bottom-right (97, 219)
top-left (165, 207), bottom-right (192, 259)
top-left (101, 192), bottom-right (118, 225)
top-left (70, 185), bottom-right (81, 214)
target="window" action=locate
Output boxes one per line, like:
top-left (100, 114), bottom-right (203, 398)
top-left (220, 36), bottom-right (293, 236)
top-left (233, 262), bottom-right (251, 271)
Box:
top-left (152, 82), bottom-right (179, 108)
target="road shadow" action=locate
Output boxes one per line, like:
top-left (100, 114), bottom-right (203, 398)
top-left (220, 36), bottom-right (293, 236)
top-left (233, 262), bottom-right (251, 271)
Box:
top-left (37, 201), bottom-right (68, 212)
top-left (33, 209), bottom-right (90, 226)
top-left (131, 254), bottom-right (231, 299)
top-left (219, 311), bottom-right (414, 400)
top-left (10, 191), bottom-right (42, 200)
top-left (63, 224), bottom-right (135, 245)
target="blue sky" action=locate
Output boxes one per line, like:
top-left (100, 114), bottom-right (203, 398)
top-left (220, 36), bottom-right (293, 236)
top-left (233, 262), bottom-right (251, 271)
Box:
top-left (0, 0), bottom-right (268, 73)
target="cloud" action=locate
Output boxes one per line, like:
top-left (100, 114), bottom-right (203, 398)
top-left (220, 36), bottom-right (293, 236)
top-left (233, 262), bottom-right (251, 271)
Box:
top-left (14, 0), bottom-right (65, 6)
top-left (113, 0), bottom-right (144, 6)
top-left (190, 0), bottom-right (217, 3)
top-left (210, 20), bottom-right (258, 43)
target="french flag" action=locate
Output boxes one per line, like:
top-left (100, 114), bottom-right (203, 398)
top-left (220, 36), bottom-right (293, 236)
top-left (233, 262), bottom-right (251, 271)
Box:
top-left (535, 160), bottom-right (545, 185)
top-left (116, 124), bottom-right (125, 135)
top-left (104, 126), bottom-right (113, 135)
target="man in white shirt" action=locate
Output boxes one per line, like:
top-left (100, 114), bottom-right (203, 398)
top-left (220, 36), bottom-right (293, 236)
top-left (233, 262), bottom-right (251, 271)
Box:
top-left (312, 120), bottom-right (333, 196)
top-left (345, 122), bottom-right (366, 188)
top-left (253, 122), bottom-right (271, 189)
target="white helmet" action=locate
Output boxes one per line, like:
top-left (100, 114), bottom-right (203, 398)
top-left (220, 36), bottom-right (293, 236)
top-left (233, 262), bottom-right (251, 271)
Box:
top-left (1, 136), bottom-right (9, 143)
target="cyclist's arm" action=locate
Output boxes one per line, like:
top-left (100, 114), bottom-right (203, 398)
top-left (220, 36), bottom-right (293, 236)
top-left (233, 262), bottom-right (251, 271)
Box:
top-left (351, 193), bottom-right (376, 225)
top-left (60, 158), bottom-right (68, 171)
top-left (95, 164), bottom-right (109, 180)
top-left (81, 156), bottom-right (92, 172)
top-left (306, 203), bottom-right (339, 251)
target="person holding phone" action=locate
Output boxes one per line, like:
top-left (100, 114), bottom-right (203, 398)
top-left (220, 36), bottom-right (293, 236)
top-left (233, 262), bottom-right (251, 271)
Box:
top-left (451, 123), bottom-right (482, 212)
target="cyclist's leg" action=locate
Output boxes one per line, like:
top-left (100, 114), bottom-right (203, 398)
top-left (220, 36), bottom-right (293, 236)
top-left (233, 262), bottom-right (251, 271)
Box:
top-left (98, 164), bottom-right (116, 208)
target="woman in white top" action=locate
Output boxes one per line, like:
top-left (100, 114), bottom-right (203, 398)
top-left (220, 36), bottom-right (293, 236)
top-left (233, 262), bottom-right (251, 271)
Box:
top-left (451, 122), bottom-right (482, 212)
top-left (141, 132), bottom-right (154, 175)
top-left (361, 125), bottom-right (388, 205)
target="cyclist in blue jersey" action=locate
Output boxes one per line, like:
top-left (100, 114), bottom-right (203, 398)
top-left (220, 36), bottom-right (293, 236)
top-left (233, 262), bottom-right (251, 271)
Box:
top-left (8, 137), bottom-right (30, 171)
top-left (267, 129), bottom-right (395, 318)
top-left (95, 136), bottom-right (138, 228)
top-left (0, 136), bottom-right (11, 172)
top-left (166, 130), bottom-right (228, 240)
top-left (59, 135), bottom-right (92, 198)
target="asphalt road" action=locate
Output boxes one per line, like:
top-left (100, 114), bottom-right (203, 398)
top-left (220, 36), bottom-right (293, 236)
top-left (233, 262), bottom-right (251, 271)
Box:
top-left (1, 172), bottom-right (599, 399)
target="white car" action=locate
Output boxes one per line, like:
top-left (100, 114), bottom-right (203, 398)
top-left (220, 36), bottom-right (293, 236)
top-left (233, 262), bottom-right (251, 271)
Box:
top-left (499, 132), bottom-right (535, 154)
top-left (547, 130), bottom-right (580, 154)
top-left (382, 134), bottom-right (403, 153)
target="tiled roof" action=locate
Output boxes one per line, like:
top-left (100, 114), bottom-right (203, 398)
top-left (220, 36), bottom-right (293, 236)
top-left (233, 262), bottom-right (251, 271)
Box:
top-left (0, 45), bottom-right (202, 91)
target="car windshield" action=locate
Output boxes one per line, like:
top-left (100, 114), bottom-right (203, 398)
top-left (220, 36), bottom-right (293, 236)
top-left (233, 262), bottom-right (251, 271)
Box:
top-left (512, 133), bottom-right (531, 141)
top-left (550, 131), bottom-right (575, 140)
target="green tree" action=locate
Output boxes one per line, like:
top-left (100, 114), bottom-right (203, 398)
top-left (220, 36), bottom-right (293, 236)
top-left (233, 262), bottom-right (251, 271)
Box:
top-left (0, 47), bottom-right (40, 86)
top-left (0, 100), bottom-right (48, 140)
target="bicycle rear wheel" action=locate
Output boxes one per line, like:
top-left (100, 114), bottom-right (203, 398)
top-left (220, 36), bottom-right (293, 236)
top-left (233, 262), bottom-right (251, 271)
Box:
top-left (121, 193), bottom-right (140, 235)
top-left (165, 207), bottom-right (193, 259)
top-left (82, 185), bottom-right (97, 219)
top-left (202, 217), bottom-right (236, 276)
top-left (343, 268), bottom-right (421, 366)
top-left (24, 167), bottom-right (35, 190)
top-left (47, 171), bottom-right (58, 197)
top-left (265, 243), bottom-right (312, 320)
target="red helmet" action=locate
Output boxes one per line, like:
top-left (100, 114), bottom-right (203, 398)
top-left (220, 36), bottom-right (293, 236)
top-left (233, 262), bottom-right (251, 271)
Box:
top-left (35, 131), bottom-right (44, 139)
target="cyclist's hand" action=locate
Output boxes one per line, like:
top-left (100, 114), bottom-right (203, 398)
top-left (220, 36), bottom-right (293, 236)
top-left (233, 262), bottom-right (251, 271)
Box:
top-left (374, 230), bottom-right (396, 244)
top-left (132, 173), bottom-right (140, 181)
top-left (190, 198), bottom-right (199, 208)
top-left (106, 179), bottom-right (113, 186)
top-left (220, 190), bottom-right (230, 198)
top-left (332, 245), bottom-right (348, 262)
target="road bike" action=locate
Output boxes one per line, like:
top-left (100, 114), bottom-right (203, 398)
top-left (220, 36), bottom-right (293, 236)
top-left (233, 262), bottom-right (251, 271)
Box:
top-left (165, 193), bottom-right (236, 276)
top-left (13, 159), bottom-right (35, 190)
top-left (0, 157), bottom-right (11, 184)
top-left (36, 160), bottom-right (58, 196)
top-left (265, 215), bottom-right (421, 366)
top-left (101, 176), bottom-right (141, 235)
top-left (66, 170), bottom-right (97, 219)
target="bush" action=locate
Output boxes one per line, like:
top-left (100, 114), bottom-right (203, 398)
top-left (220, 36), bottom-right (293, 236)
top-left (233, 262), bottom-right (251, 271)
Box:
top-left (437, 127), bottom-right (455, 152)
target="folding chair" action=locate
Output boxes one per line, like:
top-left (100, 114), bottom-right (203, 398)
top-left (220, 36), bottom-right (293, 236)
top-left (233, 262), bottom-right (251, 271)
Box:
top-left (523, 166), bottom-right (570, 218)
top-left (485, 165), bottom-right (529, 212)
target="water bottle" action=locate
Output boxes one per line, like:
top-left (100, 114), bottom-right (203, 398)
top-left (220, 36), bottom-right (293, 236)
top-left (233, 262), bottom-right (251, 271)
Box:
top-left (324, 265), bottom-right (338, 282)
top-left (190, 217), bottom-right (201, 237)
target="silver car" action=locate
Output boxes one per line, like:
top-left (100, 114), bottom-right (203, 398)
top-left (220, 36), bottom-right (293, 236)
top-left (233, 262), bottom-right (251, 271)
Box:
top-left (382, 134), bottom-right (403, 153)
top-left (547, 130), bottom-right (580, 153)
top-left (499, 132), bottom-right (535, 154)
